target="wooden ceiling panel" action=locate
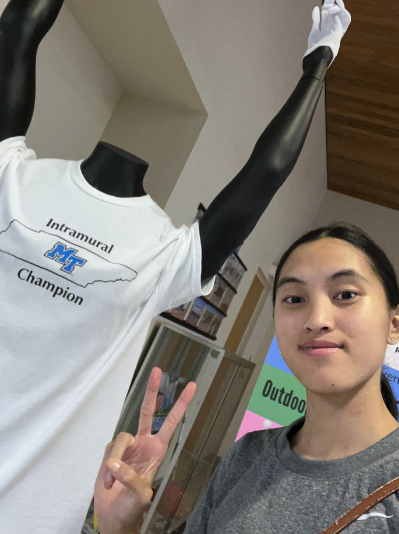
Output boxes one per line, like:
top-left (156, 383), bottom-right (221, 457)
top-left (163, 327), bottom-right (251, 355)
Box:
top-left (326, 0), bottom-right (399, 210)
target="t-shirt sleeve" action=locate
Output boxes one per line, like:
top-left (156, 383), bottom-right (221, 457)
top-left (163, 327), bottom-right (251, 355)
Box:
top-left (155, 221), bottom-right (215, 316)
top-left (0, 136), bottom-right (36, 186)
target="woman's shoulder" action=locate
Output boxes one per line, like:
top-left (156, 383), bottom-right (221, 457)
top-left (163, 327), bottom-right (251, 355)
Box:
top-left (228, 426), bottom-right (283, 466)
top-left (210, 426), bottom-right (284, 494)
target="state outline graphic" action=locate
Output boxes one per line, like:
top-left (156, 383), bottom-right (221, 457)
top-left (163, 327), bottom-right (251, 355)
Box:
top-left (0, 219), bottom-right (138, 288)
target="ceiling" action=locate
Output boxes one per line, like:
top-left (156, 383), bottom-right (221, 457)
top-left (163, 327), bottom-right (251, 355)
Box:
top-left (66, 0), bottom-right (206, 114)
top-left (326, 0), bottom-right (399, 211)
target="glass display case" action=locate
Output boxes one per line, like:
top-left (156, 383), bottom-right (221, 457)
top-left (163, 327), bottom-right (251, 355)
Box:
top-left (81, 317), bottom-right (224, 534)
top-left (81, 319), bottom-right (254, 534)
top-left (114, 318), bottom-right (224, 439)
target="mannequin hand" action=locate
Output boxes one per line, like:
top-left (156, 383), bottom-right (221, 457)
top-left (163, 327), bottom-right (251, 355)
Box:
top-left (94, 367), bottom-right (197, 534)
top-left (304, 0), bottom-right (351, 66)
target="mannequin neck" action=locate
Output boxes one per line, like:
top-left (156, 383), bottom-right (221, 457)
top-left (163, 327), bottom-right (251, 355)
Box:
top-left (81, 142), bottom-right (149, 198)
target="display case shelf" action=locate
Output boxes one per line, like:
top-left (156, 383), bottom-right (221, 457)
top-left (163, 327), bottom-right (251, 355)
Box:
top-left (217, 273), bottom-right (238, 294)
top-left (160, 313), bottom-right (217, 342)
top-left (199, 296), bottom-right (227, 318)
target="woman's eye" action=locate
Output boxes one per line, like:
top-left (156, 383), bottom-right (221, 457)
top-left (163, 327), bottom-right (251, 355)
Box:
top-left (336, 291), bottom-right (357, 301)
top-left (285, 296), bottom-right (303, 304)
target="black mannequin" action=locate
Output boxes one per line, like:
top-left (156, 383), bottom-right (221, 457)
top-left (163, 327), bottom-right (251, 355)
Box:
top-left (0, 0), bottom-right (333, 282)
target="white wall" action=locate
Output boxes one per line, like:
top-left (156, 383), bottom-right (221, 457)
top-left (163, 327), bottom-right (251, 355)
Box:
top-left (0, 2), bottom-right (122, 161)
top-left (160, 0), bottom-right (328, 347)
top-left (101, 94), bottom-right (207, 208)
top-left (312, 190), bottom-right (399, 272)
top-left (66, 0), bottom-right (206, 114)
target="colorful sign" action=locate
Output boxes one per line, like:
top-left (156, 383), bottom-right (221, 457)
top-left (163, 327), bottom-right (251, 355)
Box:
top-left (384, 341), bottom-right (399, 417)
top-left (236, 335), bottom-right (302, 440)
top-left (248, 364), bottom-right (306, 426)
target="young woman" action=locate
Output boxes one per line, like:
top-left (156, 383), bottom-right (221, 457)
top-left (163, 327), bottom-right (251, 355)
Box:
top-left (95, 223), bottom-right (399, 533)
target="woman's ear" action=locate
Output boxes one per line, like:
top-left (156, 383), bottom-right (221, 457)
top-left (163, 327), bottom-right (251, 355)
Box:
top-left (388, 306), bottom-right (399, 345)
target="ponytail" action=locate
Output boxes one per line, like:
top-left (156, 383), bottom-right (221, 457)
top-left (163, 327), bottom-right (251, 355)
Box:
top-left (381, 372), bottom-right (398, 420)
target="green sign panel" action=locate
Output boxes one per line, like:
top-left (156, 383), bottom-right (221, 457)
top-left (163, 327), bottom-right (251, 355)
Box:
top-left (248, 363), bottom-right (307, 427)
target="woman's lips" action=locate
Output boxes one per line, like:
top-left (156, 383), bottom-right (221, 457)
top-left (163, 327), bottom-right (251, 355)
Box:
top-left (300, 341), bottom-right (343, 358)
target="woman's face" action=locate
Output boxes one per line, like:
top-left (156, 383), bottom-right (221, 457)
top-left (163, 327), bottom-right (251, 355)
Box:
top-left (274, 238), bottom-right (398, 396)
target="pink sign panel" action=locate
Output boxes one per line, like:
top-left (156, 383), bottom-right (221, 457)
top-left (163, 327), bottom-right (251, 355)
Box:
top-left (236, 410), bottom-right (281, 442)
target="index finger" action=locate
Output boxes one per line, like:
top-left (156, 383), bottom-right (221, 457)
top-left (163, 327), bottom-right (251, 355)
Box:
top-left (157, 382), bottom-right (197, 446)
top-left (104, 432), bottom-right (135, 488)
top-left (96, 439), bottom-right (117, 489)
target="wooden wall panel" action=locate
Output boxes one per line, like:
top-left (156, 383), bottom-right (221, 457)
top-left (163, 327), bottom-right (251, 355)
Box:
top-left (224, 275), bottom-right (264, 355)
top-left (326, 0), bottom-right (399, 210)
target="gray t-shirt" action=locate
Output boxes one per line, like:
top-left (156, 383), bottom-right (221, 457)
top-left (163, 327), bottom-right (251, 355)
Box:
top-left (186, 417), bottom-right (399, 533)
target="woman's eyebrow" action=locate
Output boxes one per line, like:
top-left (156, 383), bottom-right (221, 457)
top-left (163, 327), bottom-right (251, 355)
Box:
top-left (330, 269), bottom-right (368, 282)
top-left (276, 277), bottom-right (305, 290)
top-left (277, 270), bottom-right (368, 291)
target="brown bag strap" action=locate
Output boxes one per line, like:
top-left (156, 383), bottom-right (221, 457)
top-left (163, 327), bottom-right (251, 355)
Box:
top-left (319, 475), bottom-right (399, 534)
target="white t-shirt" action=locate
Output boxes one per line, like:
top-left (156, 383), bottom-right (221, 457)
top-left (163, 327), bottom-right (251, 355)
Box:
top-left (0, 137), bottom-right (214, 534)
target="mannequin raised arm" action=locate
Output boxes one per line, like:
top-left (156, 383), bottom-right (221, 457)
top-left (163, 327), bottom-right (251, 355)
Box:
top-left (199, 47), bottom-right (332, 281)
top-left (0, 0), bottom-right (65, 142)
top-left (199, 0), bottom-right (351, 282)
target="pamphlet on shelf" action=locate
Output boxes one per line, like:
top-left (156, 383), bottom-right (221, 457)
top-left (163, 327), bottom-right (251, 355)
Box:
top-left (185, 298), bottom-right (207, 327)
top-left (219, 287), bottom-right (235, 314)
top-left (170, 301), bottom-right (192, 321)
top-left (197, 305), bottom-right (216, 334)
top-left (220, 254), bottom-right (239, 286)
top-left (208, 310), bottom-right (224, 337)
top-left (209, 275), bottom-right (228, 308)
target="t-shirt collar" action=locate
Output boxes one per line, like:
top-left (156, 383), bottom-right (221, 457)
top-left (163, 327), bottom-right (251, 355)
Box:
top-left (69, 160), bottom-right (155, 208)
top-left (276, 417), bottom-right (399, 480)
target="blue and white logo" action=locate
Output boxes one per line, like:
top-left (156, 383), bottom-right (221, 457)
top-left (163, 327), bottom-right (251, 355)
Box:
top-left (45, 242), bottom-right (86, 274)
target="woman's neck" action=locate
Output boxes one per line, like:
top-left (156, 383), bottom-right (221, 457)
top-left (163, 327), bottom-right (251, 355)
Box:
top-left (290, 376), bottom-right (399, 461)
top-left (80, 142), bottom-right (149, 198)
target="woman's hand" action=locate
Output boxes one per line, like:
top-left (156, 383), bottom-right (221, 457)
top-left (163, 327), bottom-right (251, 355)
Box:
top-left (94, 367), bottom-right (197, 534)
top-left (304, 0), bottom-right (351, 67)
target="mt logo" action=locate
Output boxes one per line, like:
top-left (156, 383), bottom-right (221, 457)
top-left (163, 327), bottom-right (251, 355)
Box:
top-left (45, 242), bottom-right (87, 274)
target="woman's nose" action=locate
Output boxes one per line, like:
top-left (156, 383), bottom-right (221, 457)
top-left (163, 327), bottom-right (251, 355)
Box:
top-left (303, 298), bottom-right (334, 333)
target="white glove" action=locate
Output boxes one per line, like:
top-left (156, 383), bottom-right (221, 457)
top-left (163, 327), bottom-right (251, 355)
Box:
top-left (303, 0), bottom-right (351, 66)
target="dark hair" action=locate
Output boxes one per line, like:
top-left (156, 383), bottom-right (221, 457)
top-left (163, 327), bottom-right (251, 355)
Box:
top-left (272, 222), bottom-right (399, 419)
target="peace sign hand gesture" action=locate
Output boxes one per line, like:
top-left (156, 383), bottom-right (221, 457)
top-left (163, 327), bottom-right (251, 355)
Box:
top-left (304, 0), bottom-right (352, 66)
top-left (94, 368), bottom-right (197, 534)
